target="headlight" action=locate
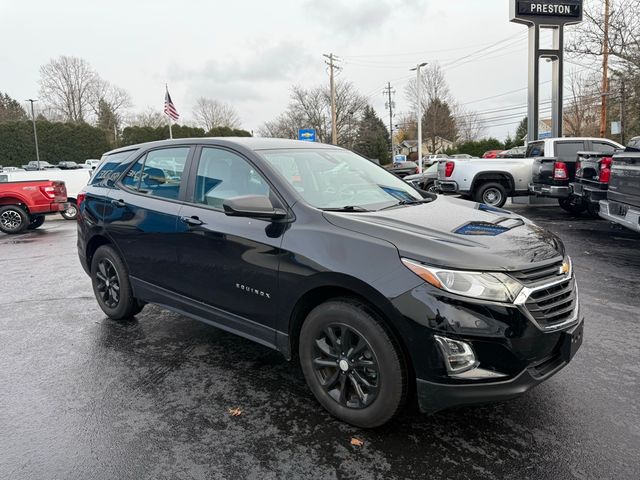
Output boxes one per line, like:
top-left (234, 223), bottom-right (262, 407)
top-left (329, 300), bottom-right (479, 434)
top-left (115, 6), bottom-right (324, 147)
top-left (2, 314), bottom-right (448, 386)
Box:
top-left (401, 258), bottom-right (523, 303)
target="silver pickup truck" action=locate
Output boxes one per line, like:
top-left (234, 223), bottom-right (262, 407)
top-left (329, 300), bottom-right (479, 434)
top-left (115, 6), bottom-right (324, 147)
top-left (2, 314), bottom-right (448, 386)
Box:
top-left (436, 137), bottom-right (622, 208)
top-left (436, 157), bottom-right (534, 207)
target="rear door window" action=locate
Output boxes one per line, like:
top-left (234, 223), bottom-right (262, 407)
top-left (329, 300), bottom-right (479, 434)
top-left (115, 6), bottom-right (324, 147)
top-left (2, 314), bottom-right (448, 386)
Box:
top-left (121, 147), bottom-right (189, 200)
top-left (591, 141), bottom-right (618, 155)
top-left (555, 142), bottom-right (585, 162)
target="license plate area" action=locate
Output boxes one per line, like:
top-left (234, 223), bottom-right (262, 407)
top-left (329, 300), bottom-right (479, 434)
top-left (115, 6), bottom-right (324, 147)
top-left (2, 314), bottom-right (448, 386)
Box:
top-left (610, 202), bottom-right (629, 217)
top-left (561, 321), bottom-right (584, 362)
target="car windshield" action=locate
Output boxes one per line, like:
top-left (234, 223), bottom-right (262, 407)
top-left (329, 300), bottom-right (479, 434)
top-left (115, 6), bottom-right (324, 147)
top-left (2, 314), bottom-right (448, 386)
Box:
top-left (259, 148), bottom-right (423, 210)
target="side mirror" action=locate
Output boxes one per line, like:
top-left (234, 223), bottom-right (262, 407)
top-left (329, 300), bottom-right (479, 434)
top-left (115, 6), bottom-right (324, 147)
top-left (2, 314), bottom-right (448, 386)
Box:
top-left (222, 195), bottom-right (287, 220)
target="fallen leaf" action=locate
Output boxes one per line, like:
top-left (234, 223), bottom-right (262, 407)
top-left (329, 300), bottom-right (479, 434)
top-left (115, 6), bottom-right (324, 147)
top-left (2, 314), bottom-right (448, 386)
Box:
top-left (228, 407), bottom-right (242, 417)
top-left (350, 437), bottom-right (364, 447)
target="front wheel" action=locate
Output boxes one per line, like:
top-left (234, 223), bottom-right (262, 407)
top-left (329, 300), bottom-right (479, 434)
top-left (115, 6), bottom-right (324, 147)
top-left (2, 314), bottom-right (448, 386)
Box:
top-left (0, 205), bottom-right (29, 234)
top-left (91, 245), bottom-right (144, 320)
top-left (474, 182), bottom-right (508, 208)
top-left (424, 182), bottom-right (438, 194)
top-left (60, 200), bottom-right (78, 220)
top-left (299, 299), bottom-right (407, 428)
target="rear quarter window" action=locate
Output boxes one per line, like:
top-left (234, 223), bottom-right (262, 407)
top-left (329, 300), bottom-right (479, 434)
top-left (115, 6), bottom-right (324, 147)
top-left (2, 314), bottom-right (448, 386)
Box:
top-left (90, 150), bottom-right (139, 188)
top-left (526, 142), bottom-right (545, 157)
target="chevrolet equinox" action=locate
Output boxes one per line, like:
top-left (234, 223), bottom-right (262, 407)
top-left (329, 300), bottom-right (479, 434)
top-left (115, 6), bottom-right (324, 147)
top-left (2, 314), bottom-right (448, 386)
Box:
top-left (78, 138), bottom-right (583, 428)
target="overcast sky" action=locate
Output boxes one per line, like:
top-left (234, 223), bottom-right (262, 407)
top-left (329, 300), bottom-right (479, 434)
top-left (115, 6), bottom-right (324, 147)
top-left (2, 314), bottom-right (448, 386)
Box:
top-left (1, 0), bottom-right (589, 140)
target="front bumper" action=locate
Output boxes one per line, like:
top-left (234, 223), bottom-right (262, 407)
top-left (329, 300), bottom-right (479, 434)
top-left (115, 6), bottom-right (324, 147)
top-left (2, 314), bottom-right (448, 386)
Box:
top-left (528, 183), bottom-right (569, 198)
top-left (417, 319), bottom-right (584, 413)
top-left (599, 200), bottom-right (640, 233)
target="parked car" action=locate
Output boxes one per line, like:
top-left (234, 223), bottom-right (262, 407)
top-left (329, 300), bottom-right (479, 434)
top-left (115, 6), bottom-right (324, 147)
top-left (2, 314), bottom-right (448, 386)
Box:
top-left (387, 161), bottom-right (419, 178)
top-left (84, 159), bottom-right (101, 169)
top-left (57, 161), bottom-right (84, 170)
top-left (0, 178), bottom-right (68, 234)
top-left (21, 160), bottom-right (58, 171)
top-left (599, 137), bottom-right (640, 233)
top-left (425, 154), bottom-right (450, 166)
top-left (498, 146), bottom-right (527, 158)
top-left (403, 163), bottom-right (439, 192)
top-left (2, 169), bottom-right (91, 220)
top-left (0, 166), bottom-right (25, 172)
top-left (569, 151), bottom-right (614, 217)
top-left (450, 154), bottom-right (474, 159)
top-left (528, 137), bottom-right (622, 213)
top-left (78, 138), bottom-right (583, 428)
top-left (436, 156), bottom-right (535, 207)
top-left (482, 150), bottom-right (505, 159)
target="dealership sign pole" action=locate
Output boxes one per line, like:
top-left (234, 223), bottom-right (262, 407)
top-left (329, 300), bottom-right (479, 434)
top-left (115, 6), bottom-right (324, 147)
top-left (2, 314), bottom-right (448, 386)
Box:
top-left (510, 0), bottom-right (583, 140)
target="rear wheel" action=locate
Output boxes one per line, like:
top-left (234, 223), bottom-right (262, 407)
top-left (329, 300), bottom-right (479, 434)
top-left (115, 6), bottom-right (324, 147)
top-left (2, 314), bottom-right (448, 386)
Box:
top-left (299, 299), bottom-right (407, 428)
top-left (60, 200), bottom-right (78, 220)
top-left (27, 215), bottom-right (46, 230)
top-left (474, 182), bottom-right (508, 208)
top-left (558, 197), bottom-right (587, 214)
top-left (0, 205), bottom-right (29, 234)
top-left (91, 245), bottom-right (144, 320)
top-left (585, 200), bottom-right (600, 218)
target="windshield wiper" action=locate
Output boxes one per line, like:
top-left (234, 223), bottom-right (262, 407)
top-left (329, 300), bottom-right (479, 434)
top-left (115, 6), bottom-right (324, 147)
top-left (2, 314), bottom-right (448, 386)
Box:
top-left (321, 206), bottom-right (370, 212)
top-left (378, 198), bottom-right (434, 211)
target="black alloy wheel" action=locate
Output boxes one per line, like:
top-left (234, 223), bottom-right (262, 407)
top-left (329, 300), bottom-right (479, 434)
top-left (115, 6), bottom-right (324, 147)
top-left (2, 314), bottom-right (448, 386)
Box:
top-left (313, 324), bottom-right (380, 409)
top-left (95, 258), bottom-right (120, 309)
top-left (90, 245), bottom-right (145, 320)
top-left (300, 299), bottom-right (407, 428)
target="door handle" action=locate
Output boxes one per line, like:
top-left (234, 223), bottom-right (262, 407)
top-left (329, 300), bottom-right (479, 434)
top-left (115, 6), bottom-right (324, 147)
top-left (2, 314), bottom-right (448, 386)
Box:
top-left (111, 199), bottom-right (126, 208)
top-left (181, 216), bottom-right (204, 226)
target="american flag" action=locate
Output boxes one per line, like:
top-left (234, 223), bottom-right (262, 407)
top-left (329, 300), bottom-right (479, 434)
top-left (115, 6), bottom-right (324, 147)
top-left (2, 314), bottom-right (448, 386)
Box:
top-left (164, 88), bottom-right (180, 121)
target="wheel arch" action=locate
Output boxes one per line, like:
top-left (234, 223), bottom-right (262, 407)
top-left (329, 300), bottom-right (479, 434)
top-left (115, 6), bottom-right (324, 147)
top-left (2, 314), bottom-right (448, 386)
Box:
top-left (471, 171), bottom-right (516, 195)
top-left (0, 196), bottom-right (30, 213)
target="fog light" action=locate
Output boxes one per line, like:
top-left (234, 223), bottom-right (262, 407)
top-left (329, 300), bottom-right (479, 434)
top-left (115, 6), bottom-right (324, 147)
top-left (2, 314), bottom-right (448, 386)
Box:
top-left (434, 335), bottom-right (479, 375)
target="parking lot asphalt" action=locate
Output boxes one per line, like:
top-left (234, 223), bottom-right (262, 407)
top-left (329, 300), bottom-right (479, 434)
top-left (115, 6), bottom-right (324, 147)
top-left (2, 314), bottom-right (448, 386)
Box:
top-left (1, 206), bottom-right (639, 480)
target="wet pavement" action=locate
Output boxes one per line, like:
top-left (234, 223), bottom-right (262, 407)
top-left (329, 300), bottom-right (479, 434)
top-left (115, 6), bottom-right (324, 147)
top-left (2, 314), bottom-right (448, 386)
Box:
top-left (1, 208), bottom-right (639, 480)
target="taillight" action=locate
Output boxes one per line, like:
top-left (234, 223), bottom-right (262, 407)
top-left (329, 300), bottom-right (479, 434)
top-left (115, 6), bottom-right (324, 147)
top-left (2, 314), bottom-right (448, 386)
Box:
top-left (553, 161), bottom-right (568, 180)
top-left (414, 167), bottom-right (419, 174)
top-left (39, 186), bottom-right (56, 199)
top-left (445, 161), bottom-right (455, 177)
top-left (599, 157), bottom-right (613, 184)
top-left (77, 191), bottom-right (87, 209)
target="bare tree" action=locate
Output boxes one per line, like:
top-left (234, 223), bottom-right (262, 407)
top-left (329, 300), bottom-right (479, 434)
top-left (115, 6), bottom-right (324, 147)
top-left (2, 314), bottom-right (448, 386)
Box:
top-left (39, 56), bottom-right (99, 123)
top-left (260, 81), bottom-right (367, 146)
top-left (89, 79), bottom-right (132, 128)
top-left (404, 63), bottom-right (452, 113)
top-left (564, 71), bottom-right (601, 136)
top-left (192, 98), bottom-right (241, 131)
top-left (455, 107), bottom-right (486, 142)
top-left (127, 108), bottom-right (167, 128)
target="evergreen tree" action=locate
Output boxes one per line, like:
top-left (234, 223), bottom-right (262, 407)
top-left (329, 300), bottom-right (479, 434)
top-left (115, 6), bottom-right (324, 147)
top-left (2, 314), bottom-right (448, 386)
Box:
top-left (423, 99), bottom-right (457, 152)
top-left (353, 106), bottom-right (391, 164)
top-left (515, 117), bottom-right (527, 144)
top-left (0, 92), bottom-right (28, 122)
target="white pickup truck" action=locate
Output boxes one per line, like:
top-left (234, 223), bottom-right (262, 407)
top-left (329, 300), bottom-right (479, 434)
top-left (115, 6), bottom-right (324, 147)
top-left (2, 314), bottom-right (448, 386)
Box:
top-left (436, 137), bottom-right (622, 208)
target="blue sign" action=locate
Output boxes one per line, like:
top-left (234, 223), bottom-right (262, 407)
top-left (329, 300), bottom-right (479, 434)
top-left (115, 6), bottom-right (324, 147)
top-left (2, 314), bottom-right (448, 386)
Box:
top-left (394, 155), bottom-right (407, 164)
top-left (539, 131), bottom-right (552, 139)
top-left (298, 129), bottom-right (316, 142)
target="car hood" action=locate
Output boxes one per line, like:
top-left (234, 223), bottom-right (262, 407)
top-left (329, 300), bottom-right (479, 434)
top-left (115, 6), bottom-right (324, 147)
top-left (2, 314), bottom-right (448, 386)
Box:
top-left (323, 196), bottom-right (563, 272)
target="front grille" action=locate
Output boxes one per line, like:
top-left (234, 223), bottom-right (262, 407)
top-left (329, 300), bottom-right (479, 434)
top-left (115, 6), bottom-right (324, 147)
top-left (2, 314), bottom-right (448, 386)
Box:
top-left (510, 260), bottom-right (564, 286)
top-left (525, 277), bottom-right (577, 328)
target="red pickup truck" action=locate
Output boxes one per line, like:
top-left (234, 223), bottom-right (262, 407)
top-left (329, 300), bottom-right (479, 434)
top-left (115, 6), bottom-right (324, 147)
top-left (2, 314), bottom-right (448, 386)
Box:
top-left (0, 180), bottom-right (68, 234)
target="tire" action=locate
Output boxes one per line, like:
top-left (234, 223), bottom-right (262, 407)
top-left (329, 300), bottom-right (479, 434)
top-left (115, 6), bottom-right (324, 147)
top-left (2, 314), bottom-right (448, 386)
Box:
top-left (474, 182), bottom-right (508, 208)
top-left (558, 197), bottom-right (587, 214)
top-left (60, 200), bottom-right (78, 220)
top-left (299, 299), bottom-right (407, 428)
top-left (91, 245), bottom-right (144, 320)
top-left (425, 182), bottom-right (438, 194)
top-left (585, 200), bottom-right (600, 218)
top-left (0, 205), bottom-right (29, 234)
top-left (27, 215), bottom-right (46, 230)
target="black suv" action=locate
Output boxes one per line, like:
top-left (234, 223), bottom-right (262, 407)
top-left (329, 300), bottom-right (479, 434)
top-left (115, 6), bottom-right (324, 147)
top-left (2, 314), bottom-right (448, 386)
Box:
top-left (78, 138), bottom-right (583, 428)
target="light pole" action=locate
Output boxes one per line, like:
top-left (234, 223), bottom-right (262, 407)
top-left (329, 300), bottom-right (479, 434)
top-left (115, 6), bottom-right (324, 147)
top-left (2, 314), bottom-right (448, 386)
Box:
top-left (26, 99), bottom-right (41, 170)
top-left (410, 62), bottom-right (428, 173)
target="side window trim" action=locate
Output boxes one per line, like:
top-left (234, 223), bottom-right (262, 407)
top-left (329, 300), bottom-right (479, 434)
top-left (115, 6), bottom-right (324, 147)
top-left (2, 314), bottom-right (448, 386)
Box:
top-left (116, 145), bottom-right (194, 203)
top-left (184, 145), bottom-right (289, 213)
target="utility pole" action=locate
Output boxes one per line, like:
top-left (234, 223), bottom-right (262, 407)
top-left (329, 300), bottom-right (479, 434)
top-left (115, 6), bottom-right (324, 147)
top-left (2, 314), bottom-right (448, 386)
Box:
top-left (323, 53), bottom-right (340, 145)
top-left (26, 99), bottom-right (41, 170)
top-left (383, 82), bottom-right (395, 161)
top-left (600, 0), bottom-right (610, 137)
top-left (620, 78), bottom-right (626, 144)
top-left (410, 62), bottom-right (428, 173)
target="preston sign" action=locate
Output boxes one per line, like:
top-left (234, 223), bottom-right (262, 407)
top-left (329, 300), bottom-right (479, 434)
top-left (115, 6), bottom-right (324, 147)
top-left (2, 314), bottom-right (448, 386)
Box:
top-left (511, 0), bottom-right (583, 25)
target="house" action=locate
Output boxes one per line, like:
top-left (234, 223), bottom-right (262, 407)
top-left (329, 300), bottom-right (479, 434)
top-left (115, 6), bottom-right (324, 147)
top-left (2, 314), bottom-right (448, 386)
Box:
top-left (397, 137), bottom-right (454, 159)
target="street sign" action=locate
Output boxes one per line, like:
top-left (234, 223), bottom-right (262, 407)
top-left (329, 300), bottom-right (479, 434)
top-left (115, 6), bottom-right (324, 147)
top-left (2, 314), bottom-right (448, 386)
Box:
top-left (511, 0), bottom-right (583, 25)
top-left (298, 129), bottom-right (316, 142)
